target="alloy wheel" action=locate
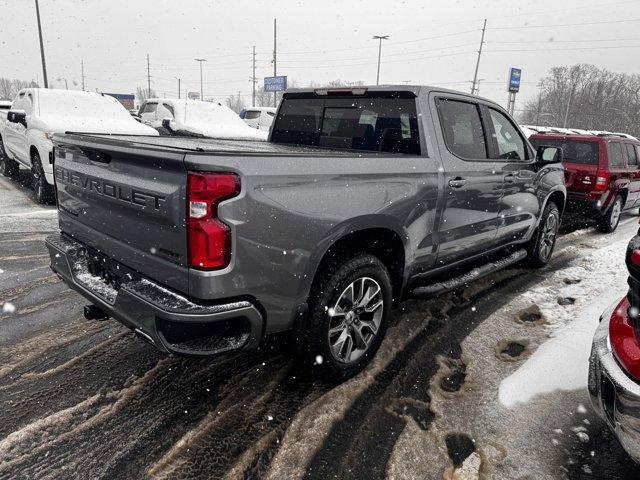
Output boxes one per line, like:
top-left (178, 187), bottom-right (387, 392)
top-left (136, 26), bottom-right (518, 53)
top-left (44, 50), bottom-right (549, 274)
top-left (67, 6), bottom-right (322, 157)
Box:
top-left (610, 199), bottom-right (622, 229)
top-left (539, 212), bottom-right (558, 262)
top-left (327, 277), bottom-right (384, 364)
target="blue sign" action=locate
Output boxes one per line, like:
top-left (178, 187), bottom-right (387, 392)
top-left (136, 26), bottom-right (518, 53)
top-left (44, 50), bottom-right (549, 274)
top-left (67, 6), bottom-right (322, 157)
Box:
top-left (508, 68), bottom-right (522, 93)
top-left (264, 75), bottom-right (287, 93)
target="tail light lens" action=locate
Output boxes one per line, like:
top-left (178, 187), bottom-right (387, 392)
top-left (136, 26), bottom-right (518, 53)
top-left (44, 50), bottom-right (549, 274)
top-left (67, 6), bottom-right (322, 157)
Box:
top-left (593, 170), bottom-right (610, 191)
top-left (610, 297), bottom-right (640, 380)
top-left (187, 172), bottom-right (240, 270)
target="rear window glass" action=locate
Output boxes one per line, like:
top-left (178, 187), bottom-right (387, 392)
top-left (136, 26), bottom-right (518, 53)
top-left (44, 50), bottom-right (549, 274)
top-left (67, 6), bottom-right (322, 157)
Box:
top-left (529, 139), bottom-right (599, 165)
top-left (243, 110), bottom-right (261, 120)
top-left (271, 97), bottom-right (420, 155)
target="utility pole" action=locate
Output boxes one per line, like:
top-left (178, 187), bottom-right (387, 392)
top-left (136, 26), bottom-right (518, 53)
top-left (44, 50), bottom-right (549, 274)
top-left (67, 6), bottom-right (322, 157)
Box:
top-left (175, 77), bottom-right (181, 99)
top-left (273, 19), bottom-right (277, 108)
top-left (195, 58), bottom-right (206, 101)
top-left (563, 82), bottom-right (577, 128)
top-left (373, 35), bottom-right (390, 86)
top-left (81, 60), bottom-right (85, 91)
top-left (535, 80), bottom-right (544, 125)
top-left (471, 19), bottom-right (487, 95)
top-left (251, 45), bottom-right (257, 107)
top-left (146, 54), bottom-right (151, 98)
top-left (34, 0), bottom-right (48, 88)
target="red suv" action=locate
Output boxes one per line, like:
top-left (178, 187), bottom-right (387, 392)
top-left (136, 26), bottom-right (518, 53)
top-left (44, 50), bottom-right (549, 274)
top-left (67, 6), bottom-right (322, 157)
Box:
top-left (530, 133), bottom-right (640, 232)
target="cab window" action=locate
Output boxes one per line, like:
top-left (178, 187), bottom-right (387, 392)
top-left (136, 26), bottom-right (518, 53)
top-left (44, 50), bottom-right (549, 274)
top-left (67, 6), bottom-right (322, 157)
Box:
top-left (487, 108), bottom-right (526, 160)
top-left (436, 98), bottom-right (488, 160)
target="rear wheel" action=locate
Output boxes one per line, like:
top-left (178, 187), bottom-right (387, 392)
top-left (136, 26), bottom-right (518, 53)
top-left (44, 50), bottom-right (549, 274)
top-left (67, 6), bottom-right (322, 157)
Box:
top-left (0, 137), bottom-right (19, 178)
top-left (31, 151), bottom-right (55, 205)
top-left (596, 195), bottom-right (622, 233)
top-left (526, 202), bottom-right (560, 268)
top-left (301, 253), bottom-right (392, 379)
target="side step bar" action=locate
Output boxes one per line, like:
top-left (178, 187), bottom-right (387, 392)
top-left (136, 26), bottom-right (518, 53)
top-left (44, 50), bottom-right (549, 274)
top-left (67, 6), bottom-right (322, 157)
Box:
top-left (410, 249), bottom-right (528, 299)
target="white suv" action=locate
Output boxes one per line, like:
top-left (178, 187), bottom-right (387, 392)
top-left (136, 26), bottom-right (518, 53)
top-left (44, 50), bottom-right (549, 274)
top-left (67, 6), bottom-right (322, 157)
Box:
top-left (0, 88), bottom-right (158, 203)
top-left (240, 107), bottom-right (276, 131)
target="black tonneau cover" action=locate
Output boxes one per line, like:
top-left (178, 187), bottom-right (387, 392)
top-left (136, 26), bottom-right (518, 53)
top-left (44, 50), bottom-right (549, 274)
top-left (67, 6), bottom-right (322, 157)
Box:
top-left (55, 133), bottom-right (379, 157)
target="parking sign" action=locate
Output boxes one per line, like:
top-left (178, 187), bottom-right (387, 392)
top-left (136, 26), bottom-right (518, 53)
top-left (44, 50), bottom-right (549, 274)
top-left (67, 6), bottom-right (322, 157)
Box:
top-left (264, 76), bottom-right (287, 93)
top-left (508, 68), bottom-right (522, 93)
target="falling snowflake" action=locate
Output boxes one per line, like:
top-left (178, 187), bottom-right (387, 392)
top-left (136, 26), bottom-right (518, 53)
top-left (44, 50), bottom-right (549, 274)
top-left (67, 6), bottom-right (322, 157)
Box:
top-left (315, 355), bottom-right (324, 365)
top-left (267, 415), bottom-right (273, 421)
top-left (2, 302), bottom-right (16, 313)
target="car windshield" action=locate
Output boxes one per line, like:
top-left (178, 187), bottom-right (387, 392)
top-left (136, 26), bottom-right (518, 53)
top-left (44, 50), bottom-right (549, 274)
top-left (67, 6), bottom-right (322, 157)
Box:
top-left (530, 138), bottom-right (599, 164)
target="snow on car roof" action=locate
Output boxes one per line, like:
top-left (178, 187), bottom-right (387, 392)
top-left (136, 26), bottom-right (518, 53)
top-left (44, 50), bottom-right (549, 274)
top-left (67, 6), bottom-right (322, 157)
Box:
top-left (22, 88), bottom-right (133, 119)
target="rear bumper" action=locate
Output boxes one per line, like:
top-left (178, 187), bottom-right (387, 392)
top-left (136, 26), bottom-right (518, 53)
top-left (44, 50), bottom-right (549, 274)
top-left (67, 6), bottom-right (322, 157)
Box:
top-left (566, 192), bottom-right (608, 217)
top-left (45, 233), bottom-right (264, 357)
top-left (589, 302), bottom-right (640, 463)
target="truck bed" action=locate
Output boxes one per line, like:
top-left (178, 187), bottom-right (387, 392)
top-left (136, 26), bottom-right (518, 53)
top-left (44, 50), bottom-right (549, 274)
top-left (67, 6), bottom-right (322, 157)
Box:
top-left (55, 133), bottom-right (377, 157)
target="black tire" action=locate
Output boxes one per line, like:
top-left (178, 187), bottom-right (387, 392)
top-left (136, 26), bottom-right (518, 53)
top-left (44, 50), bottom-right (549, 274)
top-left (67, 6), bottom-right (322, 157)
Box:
top-left (31, 151), bottom-right (55, 205)
top-left (596, 195), bottom-right (622, 233)
top-left (301, 253), bottom-right (393, 379)
top-left (0, 137), bottom-right (19, 178)
top-left (526, 202), bottom-right (560, 268)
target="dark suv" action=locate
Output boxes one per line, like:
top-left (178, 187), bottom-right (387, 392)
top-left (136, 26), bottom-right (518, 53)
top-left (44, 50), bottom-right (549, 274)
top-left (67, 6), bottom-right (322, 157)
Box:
top-left (530, 133), bottom-right (640, 232)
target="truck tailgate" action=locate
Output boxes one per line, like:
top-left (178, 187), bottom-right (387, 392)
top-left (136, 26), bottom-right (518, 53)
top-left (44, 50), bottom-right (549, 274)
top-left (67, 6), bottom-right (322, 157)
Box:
top-left (53, 136), bottom-right (189, 292)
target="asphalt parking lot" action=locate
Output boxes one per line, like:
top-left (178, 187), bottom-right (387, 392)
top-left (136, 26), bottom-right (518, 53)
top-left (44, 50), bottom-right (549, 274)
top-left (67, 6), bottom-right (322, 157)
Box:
top-left (1, 171), bottom-right (640, 479)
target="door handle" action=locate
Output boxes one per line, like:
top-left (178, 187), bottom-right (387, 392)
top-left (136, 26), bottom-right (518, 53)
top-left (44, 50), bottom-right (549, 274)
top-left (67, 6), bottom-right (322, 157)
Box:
top-left (448, 177), bottom-right (467, 188)
top-left (504, 173), bottom-right (517, 183)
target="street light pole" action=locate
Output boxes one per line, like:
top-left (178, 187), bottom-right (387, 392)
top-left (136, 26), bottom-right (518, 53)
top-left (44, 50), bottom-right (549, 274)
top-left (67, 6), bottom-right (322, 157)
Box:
top-left (34, 0), bottom-right (48, 88)
top-left (373, 35), bottom-right (389, 86)
top-left (195, 58), bottom-right (206, 100)
top-left (175, 77), bottom-right (181, 99)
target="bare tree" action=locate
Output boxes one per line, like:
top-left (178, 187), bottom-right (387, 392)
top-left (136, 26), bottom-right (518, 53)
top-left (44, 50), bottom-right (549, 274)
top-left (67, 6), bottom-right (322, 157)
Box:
top-left (136, 86), bottom-right (157, 102)
top-left (225, 92), bottom-right (246, 113)
top-left (521, 64), bottom-right (640, 137)
top-left (0, 77), bottom-right (39, 100)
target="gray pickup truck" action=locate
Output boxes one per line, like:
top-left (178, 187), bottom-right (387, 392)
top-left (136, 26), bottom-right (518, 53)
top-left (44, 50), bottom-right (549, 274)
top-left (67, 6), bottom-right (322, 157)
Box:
top-left (46, 86), bottom-right (565, 378)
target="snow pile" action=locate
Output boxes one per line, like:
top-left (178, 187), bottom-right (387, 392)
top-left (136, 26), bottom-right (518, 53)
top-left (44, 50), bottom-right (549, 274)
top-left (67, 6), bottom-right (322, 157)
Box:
top-left (498, 233), bottom-right (629, 407)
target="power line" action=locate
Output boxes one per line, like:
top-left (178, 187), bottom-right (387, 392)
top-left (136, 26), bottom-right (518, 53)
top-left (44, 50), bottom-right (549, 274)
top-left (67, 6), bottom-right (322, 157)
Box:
top-left (488, 18), bottom-right (640, 30)
top-left (484, 44), bottom-right (640, 53)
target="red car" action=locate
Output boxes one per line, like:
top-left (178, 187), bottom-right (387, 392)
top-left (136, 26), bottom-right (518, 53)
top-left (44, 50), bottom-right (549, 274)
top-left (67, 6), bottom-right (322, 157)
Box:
top-left (530, 133), bottom-right (640, 232)
top-left (589, 236), bottom-right (640, 462)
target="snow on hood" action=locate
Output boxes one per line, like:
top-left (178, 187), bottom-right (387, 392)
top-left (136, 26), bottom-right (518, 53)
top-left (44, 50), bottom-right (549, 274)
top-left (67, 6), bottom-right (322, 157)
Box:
top-left (28, 89), bottom-right (158, 135)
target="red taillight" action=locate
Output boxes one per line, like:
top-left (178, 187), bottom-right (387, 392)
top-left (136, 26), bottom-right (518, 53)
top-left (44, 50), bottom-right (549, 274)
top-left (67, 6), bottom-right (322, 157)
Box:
top-left (610, 297), bottom-right (640, 380)
top-left (632, 250), bottom-right (640, 267)
top-left (593, 170), bottom-right (610, 192)
top-left (187, 172), bottom-right (240, 270)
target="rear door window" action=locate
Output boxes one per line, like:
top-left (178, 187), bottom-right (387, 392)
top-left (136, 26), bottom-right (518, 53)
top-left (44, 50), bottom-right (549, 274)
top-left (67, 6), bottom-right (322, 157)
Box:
top-left (436, 98), bottom-right (487, 159)
top-left (529, 139), bottom-right (599, 165)
top-left (626, 144), bottom-right (638, 166)
top-left (271, 96), bottom-right (421, 155)
top-left (142, 102), bottom-right (157, 114)
top-left (608, 142), bottom-right (624, 167)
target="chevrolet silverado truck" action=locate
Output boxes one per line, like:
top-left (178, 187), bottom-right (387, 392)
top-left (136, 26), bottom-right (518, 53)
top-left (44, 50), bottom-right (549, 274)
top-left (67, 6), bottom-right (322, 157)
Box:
top-left (45, 86), bottom-right (566, 378)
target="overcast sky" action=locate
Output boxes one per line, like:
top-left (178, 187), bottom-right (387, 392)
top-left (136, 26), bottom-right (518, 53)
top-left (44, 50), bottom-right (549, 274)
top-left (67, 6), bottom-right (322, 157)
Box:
top-left (1, 0), bottom-right (639, 111)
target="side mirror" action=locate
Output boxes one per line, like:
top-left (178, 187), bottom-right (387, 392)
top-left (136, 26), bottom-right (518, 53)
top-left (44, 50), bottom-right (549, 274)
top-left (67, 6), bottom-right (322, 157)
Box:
top-left (536, 145), bottom-right (564, 164)
top-left (7, 110), bottom-right (27, 128)
top-left (161, 118), bottom-right (174, 131)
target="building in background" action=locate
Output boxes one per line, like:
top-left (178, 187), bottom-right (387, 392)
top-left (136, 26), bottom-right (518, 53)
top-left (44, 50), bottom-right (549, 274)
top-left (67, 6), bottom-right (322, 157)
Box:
top-left (104, 93), bottom-right (135, 110)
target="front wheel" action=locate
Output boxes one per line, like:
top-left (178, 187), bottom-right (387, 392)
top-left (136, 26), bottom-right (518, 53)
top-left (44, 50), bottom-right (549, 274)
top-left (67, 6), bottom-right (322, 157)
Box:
top-left (301, 253), bottom-right (393, 379)
top-left (31, 151), bottom-right (55, 205)
top-left (596, 195), bottom-right (622, 233)
top-left (526, 202), bottom-right (560, 268)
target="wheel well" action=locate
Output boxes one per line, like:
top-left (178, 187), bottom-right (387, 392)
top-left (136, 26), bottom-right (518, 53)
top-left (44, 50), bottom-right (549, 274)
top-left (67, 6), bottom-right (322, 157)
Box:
top-left (547, 191), bottom-right (566, 215)
top-left (314, 228), bottom-right (406, 302)
top-left (618, 188), bottom-right (628, 207)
